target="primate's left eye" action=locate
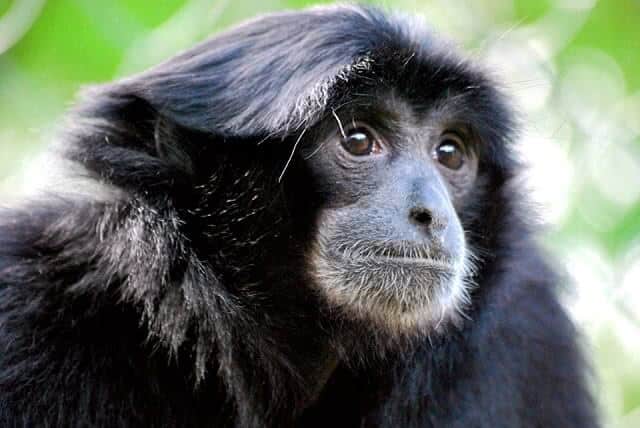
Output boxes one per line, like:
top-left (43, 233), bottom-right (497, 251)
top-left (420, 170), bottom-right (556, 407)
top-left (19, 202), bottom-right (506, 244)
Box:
top-left (340, 127), bottom-right (382, 156)
top-left (434, 132), bottom-right (466, 170)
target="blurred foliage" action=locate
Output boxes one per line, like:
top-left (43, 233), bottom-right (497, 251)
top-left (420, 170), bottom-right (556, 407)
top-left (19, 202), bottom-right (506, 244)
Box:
top-left (0, 0), bottom-right (639, 426)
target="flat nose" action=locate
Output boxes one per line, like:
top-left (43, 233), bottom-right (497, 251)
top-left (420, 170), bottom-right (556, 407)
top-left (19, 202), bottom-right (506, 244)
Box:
top-left (409, 205), bottom-right (447, 235)
top-left (408, 181), bottom-right (449, 236)
top-left (409, 207), bottom-right (433, 228)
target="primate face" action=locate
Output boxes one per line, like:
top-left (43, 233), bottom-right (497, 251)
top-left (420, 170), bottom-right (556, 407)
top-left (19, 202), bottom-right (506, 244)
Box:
top-left (305, 95), bottom-right (479, 334)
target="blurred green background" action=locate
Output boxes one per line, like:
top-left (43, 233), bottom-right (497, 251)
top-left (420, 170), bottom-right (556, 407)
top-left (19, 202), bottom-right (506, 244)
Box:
top-left (0, 0), bottom-right (638, 425)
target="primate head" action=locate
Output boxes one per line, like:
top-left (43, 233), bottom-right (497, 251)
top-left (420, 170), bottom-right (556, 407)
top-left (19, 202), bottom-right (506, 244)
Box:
top-left (306, 96), bottom-right (479, 334)
top-left (67, 5), bottom-right (516, 347)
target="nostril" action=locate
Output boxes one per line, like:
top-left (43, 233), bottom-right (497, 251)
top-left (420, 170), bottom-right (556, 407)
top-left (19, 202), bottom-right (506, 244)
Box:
top-left (410, 208), bottom-right (432, 227)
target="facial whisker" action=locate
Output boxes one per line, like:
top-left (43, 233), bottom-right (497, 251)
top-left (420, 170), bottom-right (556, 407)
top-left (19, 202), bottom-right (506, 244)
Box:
top-left (278, 127), bottom-right (308, 183)
top-left (332, 109), bottom-right (346, 138)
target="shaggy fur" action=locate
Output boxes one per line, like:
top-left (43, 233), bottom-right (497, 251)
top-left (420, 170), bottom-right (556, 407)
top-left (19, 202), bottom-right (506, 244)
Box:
top-left (0, 5), bottom-right (598, 427)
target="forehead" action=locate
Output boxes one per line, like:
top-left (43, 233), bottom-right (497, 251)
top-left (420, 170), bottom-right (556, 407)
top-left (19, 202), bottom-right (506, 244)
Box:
top-left (334, 88), bottom-right (484, 125)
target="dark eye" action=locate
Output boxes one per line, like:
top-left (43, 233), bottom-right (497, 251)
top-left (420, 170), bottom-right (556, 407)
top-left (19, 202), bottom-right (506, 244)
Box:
top-left (434, 133), bottom-right (466, 170)
top-left (340, 127), bottom-right (382, 156)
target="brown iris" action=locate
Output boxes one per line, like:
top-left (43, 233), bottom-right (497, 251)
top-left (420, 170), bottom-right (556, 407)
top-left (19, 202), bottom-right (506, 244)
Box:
top-left (340, 127), bottom-right (381, 156)
top-left (435, 132), bottom-right (466, 170)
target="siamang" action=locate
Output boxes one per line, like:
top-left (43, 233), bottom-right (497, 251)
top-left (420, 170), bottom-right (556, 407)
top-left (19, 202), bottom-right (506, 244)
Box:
top-left (0, 5), bottom-right (599, 428)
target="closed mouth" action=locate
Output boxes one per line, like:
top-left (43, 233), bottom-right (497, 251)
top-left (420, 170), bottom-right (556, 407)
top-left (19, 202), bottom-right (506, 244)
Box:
top-left (332, 241), bottom-right (454, 269)
top-left (369, 255), bottom-right (452, 267)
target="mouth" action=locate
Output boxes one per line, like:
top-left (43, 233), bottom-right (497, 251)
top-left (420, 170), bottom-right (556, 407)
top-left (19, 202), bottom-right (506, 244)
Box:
top-left (325, 243), bottom-right (459, 281)
top-left (312, 237), bottom-right (472, 332)
top-left (333, 241), bottom-right (455, 267)
top-left (368, 255), bottom-right (454, 269)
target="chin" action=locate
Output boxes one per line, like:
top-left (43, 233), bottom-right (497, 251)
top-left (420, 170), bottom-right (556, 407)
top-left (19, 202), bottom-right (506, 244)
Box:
top-left (310, 239), bottom-right (476, 336)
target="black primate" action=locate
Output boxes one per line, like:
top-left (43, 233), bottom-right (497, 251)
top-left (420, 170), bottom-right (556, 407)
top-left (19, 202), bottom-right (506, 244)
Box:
top-left (0, 5), bottom-right (598, 428)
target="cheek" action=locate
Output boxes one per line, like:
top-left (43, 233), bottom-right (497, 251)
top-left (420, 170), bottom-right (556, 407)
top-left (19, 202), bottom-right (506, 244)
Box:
top-left (443, 216), bottom-right (466, 266)
top-left (304, 153), bottom-right (385, 209)
top-left (312, 204), bottom-right (397, 250)
top-left (439, 159), bottom-right (479, 207)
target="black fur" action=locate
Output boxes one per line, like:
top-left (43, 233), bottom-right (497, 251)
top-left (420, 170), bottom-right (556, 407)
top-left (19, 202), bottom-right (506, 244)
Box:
top-left (0, 5), bottom-right (598, 427)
